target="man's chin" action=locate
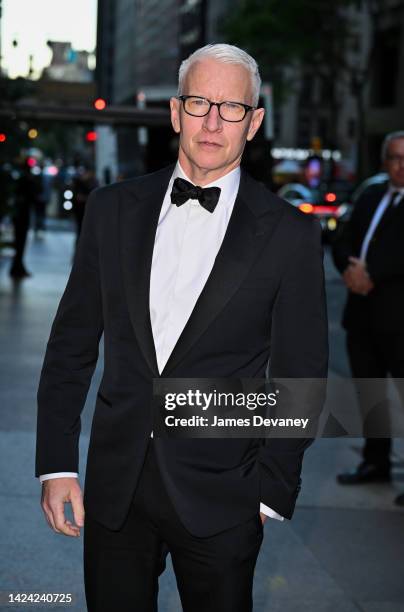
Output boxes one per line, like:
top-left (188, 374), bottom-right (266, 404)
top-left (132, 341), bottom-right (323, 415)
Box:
top-left (179, 148), bottom-right (239, 179)
top-left (192, 151), bottom-right (224, 167)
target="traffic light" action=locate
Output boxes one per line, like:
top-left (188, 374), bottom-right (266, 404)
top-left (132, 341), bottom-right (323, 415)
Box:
top-left (86, 130), bottom-right (97, 142)
top-left (325, 192), bottom-right (337, 203)
top-left (0, 133), bottom-right (6, 143)
top-left (94, 98), bottom-right (107, 111)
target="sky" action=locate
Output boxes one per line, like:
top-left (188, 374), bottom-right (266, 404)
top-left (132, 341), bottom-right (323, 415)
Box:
top-left (0, 0), bottom-right (98, 78)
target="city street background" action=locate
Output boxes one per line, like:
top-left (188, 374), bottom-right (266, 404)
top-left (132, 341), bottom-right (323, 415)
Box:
top-left (1, 0), bottom-right (404, 610)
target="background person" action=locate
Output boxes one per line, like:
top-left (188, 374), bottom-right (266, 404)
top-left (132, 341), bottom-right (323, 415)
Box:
top-left (333, 131), bottom-right (404, 503)
top-left (72, 167), bottom-right (99, 243)
top-left (9, 158), bottom-right (42, 278)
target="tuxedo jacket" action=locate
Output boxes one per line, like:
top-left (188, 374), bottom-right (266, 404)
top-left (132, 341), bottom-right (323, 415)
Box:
top-left (36, 165), bottom-right (328, 536)
top-left (332, 182), bottom-right (404, 333)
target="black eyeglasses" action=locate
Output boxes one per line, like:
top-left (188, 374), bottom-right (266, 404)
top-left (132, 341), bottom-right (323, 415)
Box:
top-left (178, 95), bottom-right (256, 123)
top-left (386, 154), bottom-right (404, 165)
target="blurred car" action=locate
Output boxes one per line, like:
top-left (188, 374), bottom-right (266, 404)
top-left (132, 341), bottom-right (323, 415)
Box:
top-left (277, 183), bottom-right (350, 242)
top-left (278, 173), bottom-right (389, 243)
top-left (331, 172), bottom-right (389, 229)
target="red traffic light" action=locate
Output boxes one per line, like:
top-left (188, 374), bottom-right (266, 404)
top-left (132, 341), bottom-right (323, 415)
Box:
top-left (94, 98), bottom-right (107, 110)
top-left (325, 192), bottom-right (337, 203)
top-left (86, 131), bottom-right (97, 142)
top-left (0, 133), bottom-right (7, 143)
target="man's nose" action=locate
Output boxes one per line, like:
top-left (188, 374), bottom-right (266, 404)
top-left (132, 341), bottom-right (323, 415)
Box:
top-left (202, 104), bottom-right (223, 131)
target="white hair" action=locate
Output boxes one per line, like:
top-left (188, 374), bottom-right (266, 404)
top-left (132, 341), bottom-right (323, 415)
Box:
top-left (178, 43), bottom-right (261, 106)
top-left (381, 131), bottom-right (404, 160)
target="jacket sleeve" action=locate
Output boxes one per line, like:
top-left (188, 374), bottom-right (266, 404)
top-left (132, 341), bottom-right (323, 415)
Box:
top-left (35, 189), bottom-right (104, 477)
top-left (258, 216), bottom-right (328, 519)
top-left (332, 221), bottom-right (355, 274)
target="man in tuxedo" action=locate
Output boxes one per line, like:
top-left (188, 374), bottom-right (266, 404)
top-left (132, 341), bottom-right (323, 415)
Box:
top-left (333, 131), bottom-right (404, 504)
top-left (36, 44), bottom-right (328, 611)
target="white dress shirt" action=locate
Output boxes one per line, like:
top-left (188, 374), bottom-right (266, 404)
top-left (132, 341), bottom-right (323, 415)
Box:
top-left (360, 185), bottom-right (404, 261)
top-left (40, 162), bottom-right (284, 522)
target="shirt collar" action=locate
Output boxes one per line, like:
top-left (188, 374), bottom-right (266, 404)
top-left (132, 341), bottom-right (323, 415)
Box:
top-left (172, 161), bottom-right (241, 210)
top-left (388, 182), bottom-right (404, 196)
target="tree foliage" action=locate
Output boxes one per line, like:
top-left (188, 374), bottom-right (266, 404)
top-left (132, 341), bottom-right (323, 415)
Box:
top-left (223, 0), bottom-right (386, 173)
top-left (223, 0), bottom-right (357, 95)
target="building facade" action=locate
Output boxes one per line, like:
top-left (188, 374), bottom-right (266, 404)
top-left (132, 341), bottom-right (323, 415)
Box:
top-left (364, 0), bottom-right (404, 173)
top-left (277, 0), bottom-right (404, 179)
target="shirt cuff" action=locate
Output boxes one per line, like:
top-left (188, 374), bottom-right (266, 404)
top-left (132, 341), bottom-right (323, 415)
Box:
top-left (39, 472), bottom-right (78, 483)
top-left (260, 502), bottom-right (284, 521)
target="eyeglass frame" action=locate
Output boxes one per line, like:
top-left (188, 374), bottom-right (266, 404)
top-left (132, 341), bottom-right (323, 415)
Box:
top-left (386, 154), bottom-right (404, 165)
top-left (177, 95), bottom-right (256, 122)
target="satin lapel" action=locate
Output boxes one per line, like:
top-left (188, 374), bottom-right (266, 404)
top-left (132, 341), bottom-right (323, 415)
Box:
top-left (161, 171), bottom-right (284, 376)
top-left (119, 165), bottom-right (174, 376)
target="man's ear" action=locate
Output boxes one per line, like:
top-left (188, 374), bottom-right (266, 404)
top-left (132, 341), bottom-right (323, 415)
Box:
top-left (170, 97), bottom-right (181, 134)
top-left (246, 108), bottom-right (265, 142)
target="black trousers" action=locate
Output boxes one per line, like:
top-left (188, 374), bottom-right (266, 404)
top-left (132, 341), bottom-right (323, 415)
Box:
top-left (346, 329), bottom-right (404, 469)
top-left (84, 441), bottom-right (263, 612)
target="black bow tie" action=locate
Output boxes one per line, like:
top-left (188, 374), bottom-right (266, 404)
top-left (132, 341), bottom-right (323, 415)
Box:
top-left (170, 177), bottom-right (221, 213)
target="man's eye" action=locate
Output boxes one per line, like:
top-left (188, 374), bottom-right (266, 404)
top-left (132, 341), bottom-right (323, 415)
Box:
top-left (223, 102), bottom-right (241, 110)
top-left (192, 99), bottom-right (207, 106)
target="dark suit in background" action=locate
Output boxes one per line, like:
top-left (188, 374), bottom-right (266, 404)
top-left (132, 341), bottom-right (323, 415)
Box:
top-left (333, 182), bottom-right (404, 472)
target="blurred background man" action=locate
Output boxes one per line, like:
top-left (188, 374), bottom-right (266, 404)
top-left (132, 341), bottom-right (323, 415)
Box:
top-left (332, 131), bottom-right (404, 507)
top-left (72, 167), bottom-right (99, 243)
top-left (9, 157), bottom-right (42, 278)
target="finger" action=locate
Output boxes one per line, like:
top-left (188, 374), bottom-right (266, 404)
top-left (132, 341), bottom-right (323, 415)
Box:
top-left (71, 491), bottom-right (85, 528)
top-left (43, 509), bottom-right (55, 530)
top-left (41, 493), bottom-right (62, 533)
top-left (52, 502), bottom-right (80, 537)
top-left (43, 505), bottom-right (62, 533)
top-left (64, 518), bottom-right (79, 529)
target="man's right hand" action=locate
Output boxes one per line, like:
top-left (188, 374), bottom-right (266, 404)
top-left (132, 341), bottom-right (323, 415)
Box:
top-left (41, 478), bottom-right (84, 537)
top-left (343, 258), bottom-right (374, 295)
